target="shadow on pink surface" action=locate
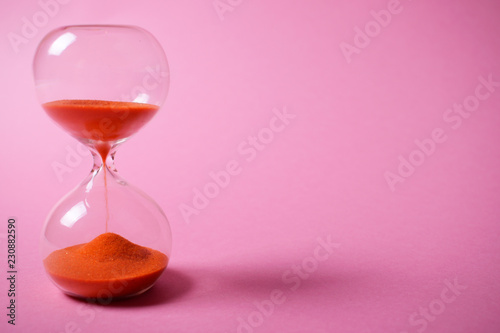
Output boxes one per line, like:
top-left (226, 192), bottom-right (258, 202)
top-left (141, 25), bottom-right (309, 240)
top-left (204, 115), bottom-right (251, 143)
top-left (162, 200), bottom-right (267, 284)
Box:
top-left (71, 261), bottom-right (339, 308)
top-left (158, 263), bottom-right (339, 303)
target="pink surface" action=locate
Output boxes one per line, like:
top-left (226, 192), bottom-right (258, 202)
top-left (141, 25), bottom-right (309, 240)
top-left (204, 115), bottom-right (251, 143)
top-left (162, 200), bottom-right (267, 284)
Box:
top-left (1, 0), bottom-right (500, 332)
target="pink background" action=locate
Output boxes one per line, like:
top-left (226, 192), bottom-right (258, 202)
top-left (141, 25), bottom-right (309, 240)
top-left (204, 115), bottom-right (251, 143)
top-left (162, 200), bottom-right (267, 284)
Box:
top-left (1, 0), bottom-right (500, 332)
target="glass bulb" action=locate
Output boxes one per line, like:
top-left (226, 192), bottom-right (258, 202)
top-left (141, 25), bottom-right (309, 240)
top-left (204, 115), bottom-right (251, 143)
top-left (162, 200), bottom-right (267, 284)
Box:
top-left (34, 25), bottom-right (172, 299)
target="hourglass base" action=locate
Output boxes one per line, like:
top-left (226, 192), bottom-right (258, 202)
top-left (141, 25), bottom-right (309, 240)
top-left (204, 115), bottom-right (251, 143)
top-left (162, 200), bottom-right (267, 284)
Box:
top-left (43, 233), bottom-right (169, 299)
top-left (61, 284), bottom-right (158, 301)
top-left (45, 270), bottom-right (165, 300)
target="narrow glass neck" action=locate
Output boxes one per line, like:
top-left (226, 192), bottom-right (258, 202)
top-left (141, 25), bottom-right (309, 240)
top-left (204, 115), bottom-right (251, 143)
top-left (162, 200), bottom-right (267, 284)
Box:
top-left (88, 141), bottom-right (119, 173)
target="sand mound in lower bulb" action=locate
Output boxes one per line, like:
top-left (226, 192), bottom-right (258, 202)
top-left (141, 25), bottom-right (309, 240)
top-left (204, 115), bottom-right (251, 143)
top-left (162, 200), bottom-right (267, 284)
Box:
top-left (43, 233), bottom-right (168, 299)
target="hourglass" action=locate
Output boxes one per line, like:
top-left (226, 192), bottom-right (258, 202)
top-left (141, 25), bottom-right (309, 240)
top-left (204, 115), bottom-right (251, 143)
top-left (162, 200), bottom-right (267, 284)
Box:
top-left (33, 25), bottom-right (172, 299)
